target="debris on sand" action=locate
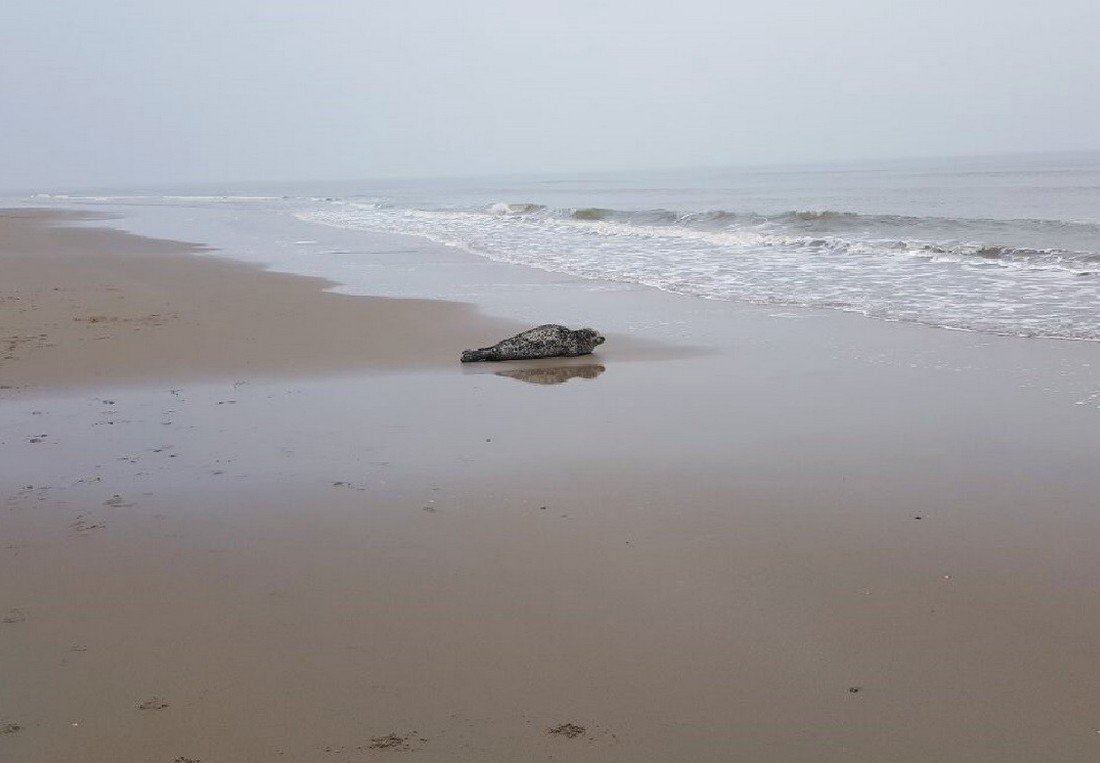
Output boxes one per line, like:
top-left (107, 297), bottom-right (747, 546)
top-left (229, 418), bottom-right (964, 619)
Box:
top-left (548, 723), bottom-right (587, 739)
top-left (367, 733), bottom-right (409, 750)
top-left (138, 697), bottom-right (170, 710)
top-left (0, 723), bottom-right (22, 735)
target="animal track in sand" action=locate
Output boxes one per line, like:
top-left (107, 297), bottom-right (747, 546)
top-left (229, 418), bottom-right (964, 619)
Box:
top-left (74, 313), bottom-right (176, 326)
top-left (2, 334), bottom-right (52, 360)
top-left (543, 720), bottom-right (618, 743)
top-left (366, 733), bottom-right (412, 750)
top-left (138, 697), bottom-right (169, 710)
top-left (547, 723), bottom-right (587, 739)
top-left (71, 517), bottom-right (107, 534)
top-left (2, 608), bottom-right (27, 624)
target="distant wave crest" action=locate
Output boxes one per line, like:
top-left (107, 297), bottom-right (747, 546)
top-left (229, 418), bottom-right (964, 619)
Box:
top-left (476, 202), bottom-right (1100, 271)
top-left (487, 202), bottom-right (546, 215)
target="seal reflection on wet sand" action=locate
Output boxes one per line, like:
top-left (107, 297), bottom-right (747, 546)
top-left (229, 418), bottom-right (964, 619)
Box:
top-left (495, 364), bottom-right (606, 385)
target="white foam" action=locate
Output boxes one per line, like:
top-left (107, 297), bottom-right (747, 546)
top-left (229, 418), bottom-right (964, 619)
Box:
top-left (298, 202), bottom-right (1100, 342)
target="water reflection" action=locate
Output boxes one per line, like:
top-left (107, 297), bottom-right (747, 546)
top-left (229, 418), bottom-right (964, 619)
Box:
top-left (495, 364), bottom-right (606, 385)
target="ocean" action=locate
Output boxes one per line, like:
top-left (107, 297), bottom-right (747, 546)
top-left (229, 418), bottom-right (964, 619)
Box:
top-left (26, 151), bottom-right (1100, 341)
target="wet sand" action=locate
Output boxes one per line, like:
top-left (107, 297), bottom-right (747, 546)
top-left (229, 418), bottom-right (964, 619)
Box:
top-left (0, 209), bottom-right (534, 389)
top-left (3, 208), bottom-right (1100, 761)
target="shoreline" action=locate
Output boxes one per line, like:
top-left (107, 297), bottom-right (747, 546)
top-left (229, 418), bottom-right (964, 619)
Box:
top-left (0, 209), bottom-right (529, 390)
top-left (3, 205), bottom-right (1100, 761)
top-left (0, 209), bottom-right (691, 392)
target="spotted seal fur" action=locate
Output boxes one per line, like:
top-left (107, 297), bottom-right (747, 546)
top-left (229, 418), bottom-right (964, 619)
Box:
top-left (461, 324), bottom-right (605, 362)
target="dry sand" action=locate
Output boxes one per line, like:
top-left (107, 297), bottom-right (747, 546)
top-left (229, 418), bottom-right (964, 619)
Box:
top-left (3, 209), bottom-right (1100, 761)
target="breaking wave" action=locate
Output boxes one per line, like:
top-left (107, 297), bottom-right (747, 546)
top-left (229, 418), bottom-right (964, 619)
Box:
top-left (301, 199), bottom-right (1100, 341)
top-left (468, 203), bottom-right (1100, 273)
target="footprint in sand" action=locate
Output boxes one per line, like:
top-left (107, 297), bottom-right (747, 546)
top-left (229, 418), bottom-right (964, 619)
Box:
top-left (366, 733), bottom-right (412, 750)
top-left (545, 721), bottom-right (618, 743)
top-left (70, 517), bottom-right (106, 534)
top-left (547, 722), bottom-right (587, 739)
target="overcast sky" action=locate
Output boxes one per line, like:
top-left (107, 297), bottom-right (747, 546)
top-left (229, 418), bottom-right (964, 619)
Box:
top-left (2, 0), bottom-right (1098, 190)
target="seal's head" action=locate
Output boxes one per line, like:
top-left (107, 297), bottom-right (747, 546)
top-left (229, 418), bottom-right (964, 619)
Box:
top-left (574, 327), bottom-right (605, 349)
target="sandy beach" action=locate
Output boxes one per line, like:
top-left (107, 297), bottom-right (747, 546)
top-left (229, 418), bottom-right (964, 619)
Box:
top-left (0, 209), bottom-right (541, 389)
top-left (4, 207), bottom-right (1100, 762)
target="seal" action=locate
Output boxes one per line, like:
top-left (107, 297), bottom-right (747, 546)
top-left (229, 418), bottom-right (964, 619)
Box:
top-left (460, 324), bottom-right (605, 362)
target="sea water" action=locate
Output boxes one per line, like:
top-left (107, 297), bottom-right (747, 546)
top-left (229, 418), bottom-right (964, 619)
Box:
top-left (26, 151), bottom-right (1100, 341)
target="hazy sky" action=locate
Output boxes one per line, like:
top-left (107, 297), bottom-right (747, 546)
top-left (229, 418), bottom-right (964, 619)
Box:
top-left (2, 0), bottom-right (1098, 190)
